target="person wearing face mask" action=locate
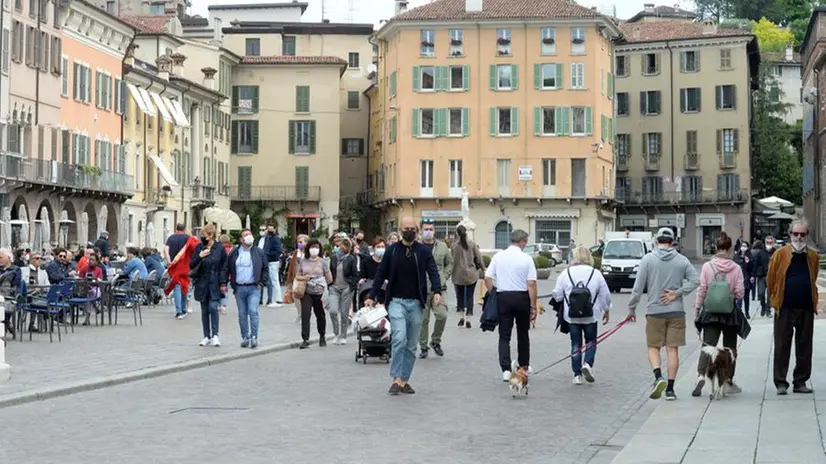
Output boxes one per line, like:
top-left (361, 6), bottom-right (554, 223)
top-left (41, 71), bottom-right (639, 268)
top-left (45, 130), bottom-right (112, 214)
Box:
top-left (222, 228), bottom-right (269, 349)
top-left (767, 218), bottom-right (819, 395)
top-left (328, 238), bottom-right (359, 344)
top-left (750, 240), bottom-right (771, 317)
top-left (264, 225), bottom-right (284, 308)
top-left (255, 226), bottom-right (273, 307)
top-left (364, 217), bottom-right (443, 395)
top-left (190, 224), bottom-right (228, 347)
top-left (296, 239), bottom-right (333, 349)
top-left (360, 237), bottom-right (386, 283)
top-left (733, 240), bottom-right (753, 319)
top-left (286, 234), bottom-right (310, 323)
top-left (418, 219), bottom-right (452, 359)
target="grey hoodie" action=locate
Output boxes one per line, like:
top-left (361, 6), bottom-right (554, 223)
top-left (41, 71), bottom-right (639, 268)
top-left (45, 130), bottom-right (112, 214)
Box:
top-left (627, 246), bottom-right (700, 317)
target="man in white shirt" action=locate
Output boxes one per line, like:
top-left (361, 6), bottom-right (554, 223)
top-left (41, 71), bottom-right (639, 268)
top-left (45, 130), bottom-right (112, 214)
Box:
top-left (485, 229), bottom-right (538, 381)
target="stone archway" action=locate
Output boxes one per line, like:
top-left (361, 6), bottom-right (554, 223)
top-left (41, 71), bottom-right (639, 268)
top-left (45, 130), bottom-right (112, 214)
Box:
top-left (35, 199), bottom-right (55, 253)
top-left (107, 205), bottom-right (119, 249)
top-left (10, 196), bottom-right (30, 248)
top-left (82, 202), bottom-right (98, 246)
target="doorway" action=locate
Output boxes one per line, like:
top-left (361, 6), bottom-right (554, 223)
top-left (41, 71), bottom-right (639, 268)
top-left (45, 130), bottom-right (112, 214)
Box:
top-left (701, 226), bottom-right (722, 255)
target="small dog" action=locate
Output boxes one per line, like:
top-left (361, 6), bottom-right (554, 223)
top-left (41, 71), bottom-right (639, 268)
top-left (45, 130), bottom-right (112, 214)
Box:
top-left (701, 345), bottom-right (736, 400)
top-left (508, 360), bottom-right (529, 398)
top-left (530, 302), bottom-right (546, 329)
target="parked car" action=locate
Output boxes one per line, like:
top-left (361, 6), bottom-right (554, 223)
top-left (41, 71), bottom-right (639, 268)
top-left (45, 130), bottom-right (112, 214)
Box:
top-left (523, 243), bottom-right (564, 266)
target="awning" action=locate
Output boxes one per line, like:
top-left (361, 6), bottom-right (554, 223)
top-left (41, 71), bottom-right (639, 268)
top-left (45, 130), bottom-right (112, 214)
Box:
top-left (524, 208), bottom-right (581, 218)
top-left (136, 87), bottom-right (157, 117)
top-left (149, 92), bottom-right (174, 123)
top-left (202, 207), bottom-right (242, 230)
top-left (126, 83), bottom-right (154, 116)
top-left (166, 98), bottom-right (190, 127)
top-left (598, 209), bottom-right (616, 219)
top-left (767, 212), bottom-right (796, 221)
top-left (148, 154), bottom-right (179, 187)
top-left (285, 212), bottom-right (321, 219)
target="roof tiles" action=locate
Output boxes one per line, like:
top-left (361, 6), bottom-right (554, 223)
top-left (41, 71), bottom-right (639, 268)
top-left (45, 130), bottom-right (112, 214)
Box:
top-left (393, 0), bottom-right (603, 21)
top-left (619, 21), bottom-right (750, 43)
top-left (121, 14), bottom-right (175, 34)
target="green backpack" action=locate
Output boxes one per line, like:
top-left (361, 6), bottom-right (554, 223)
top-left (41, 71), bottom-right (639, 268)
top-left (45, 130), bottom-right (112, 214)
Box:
top-left (704, 261), bottom-right (734, 314)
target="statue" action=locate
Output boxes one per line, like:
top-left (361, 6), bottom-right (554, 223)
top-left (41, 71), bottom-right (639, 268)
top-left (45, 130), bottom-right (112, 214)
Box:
top-left (461, 187), bottom-right (470, 220)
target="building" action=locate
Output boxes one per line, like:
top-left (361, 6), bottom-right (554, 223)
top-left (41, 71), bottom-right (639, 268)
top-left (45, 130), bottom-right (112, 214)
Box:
top-left (367, 0), bottom-right (621, 250)
top-left (800, 6), bottom-right (826, 243)
top-left (96, 0), bottom-right (187, 19)
top-left (764, 44), bottom-right (803, 125)
top-left (614, 19), bottom-right (758, 258)
top-left (626, 3), bottom-right (696, 24)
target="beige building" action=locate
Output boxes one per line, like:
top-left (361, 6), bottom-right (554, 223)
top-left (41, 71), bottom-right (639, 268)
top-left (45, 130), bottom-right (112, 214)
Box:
top-left (615, 19), bottom-right (758, 258)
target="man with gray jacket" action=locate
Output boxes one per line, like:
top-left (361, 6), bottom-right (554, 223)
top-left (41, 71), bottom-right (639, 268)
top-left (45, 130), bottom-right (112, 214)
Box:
top-left (419, 219), bottom-right (453, 358)
top-left (627, 228), bottom-right (700, 401)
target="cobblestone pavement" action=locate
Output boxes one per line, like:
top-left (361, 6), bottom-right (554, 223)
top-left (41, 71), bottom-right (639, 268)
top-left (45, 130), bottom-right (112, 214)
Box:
top-left (1, 271), bottom-right (706, 464)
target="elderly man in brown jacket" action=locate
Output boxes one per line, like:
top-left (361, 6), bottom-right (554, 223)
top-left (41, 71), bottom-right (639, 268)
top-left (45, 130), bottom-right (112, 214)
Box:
top-left (767, 218), bottom-right (819, 395)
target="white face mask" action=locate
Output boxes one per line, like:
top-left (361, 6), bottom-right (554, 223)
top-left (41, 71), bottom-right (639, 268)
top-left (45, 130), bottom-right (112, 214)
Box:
top-left (259, 231), bottom-right (266, 237)
top-left (243, 235), bottom-right (254, 246)
top-left (740, 246), bottom-right (748, 252)
top-left (309, 248), bottom-right (320, 258)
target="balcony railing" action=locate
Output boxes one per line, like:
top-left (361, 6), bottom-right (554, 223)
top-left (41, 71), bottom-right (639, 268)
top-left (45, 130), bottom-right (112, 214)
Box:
top-left (230, 185), bottom-right (321, 202)
top-left (719, 151), bottom-right (736, 169)
top-left (616, 153), bottom-right (629, 172)
top-left (147, 186), bottom-right (172, 205)
top-left (21, 156), bottom-right (134, 196)
top-left (684, 152), bottom-right (700, 171)
top-left (644, 154), bottom-right (660, 171)
top-left (190, 184), bottom-right (215, 203)
top-left (615, 188), bottom-right (749, 205)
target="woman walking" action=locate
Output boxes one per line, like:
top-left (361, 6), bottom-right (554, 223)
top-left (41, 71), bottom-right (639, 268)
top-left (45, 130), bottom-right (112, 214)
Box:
top-left (329, 238), bottom-right (359, 345)
top-left (296, 239), bottom-right (332, 349)
top-left (451, 225), bottom-right (485, 329)
top-left (733, 240), bottom-right (752, 319)
top-left (286, 234), bottom-right (309, 323)
top-left (190, 224), bottom-right (228, 347)
top-left (692, 232), bottom-right (747, 397)
top-left (552, 246), bottom-right (612, 385)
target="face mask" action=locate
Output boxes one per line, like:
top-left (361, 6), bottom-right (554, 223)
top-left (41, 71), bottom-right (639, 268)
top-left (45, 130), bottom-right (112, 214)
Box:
top-left (374, 248), bottom-right (385, 258)
top-left (309, 248), bottom-right (320, 258)
top-left (356, 237), bottom-right (363, 243)
top-left (422, 230), bottom-right (434, 241)
top-left (333, 246), bottom-right (340, 254)
top-left (243, 235), bottom-right (254, 246)
top-left (201, 237), bottom-right (210, 247)
top-left (401, 230), bottom-right (417, 243)
top-left (297, 243), bottom-right (305, 249)
top-left (260, 231), bottom-right (266, 237)
top-left (741, 246), bottom-right (748, 252)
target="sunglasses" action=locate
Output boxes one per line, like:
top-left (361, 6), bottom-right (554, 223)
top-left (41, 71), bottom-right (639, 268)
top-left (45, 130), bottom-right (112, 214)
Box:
top-left (32, 257), bottom-right (41, 260)
top-left (792, 232), bottom-right (807, 238)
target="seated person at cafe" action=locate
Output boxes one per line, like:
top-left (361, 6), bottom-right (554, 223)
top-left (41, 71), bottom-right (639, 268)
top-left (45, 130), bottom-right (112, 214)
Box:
top-left (122, 247), bottom-right (148, 281)
top-left (142, 247), bottom-right (165, 284)
top-left (78, 253), bottom-right (103, 326)
top-left (45, 248), bottom-right (74, 284)
top-left (76, 247), bottom-right (95, 272)
top-left (0, 248), bottom-right (21, 338)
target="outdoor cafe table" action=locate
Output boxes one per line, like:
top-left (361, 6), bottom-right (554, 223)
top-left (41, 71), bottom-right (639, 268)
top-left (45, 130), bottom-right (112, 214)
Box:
top-left (27, 278), bottom-right (117, 326)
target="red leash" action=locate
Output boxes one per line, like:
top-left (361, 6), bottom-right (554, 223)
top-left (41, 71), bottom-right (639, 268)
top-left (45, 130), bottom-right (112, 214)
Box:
top-left (531, 316), bottom-right (633, 376)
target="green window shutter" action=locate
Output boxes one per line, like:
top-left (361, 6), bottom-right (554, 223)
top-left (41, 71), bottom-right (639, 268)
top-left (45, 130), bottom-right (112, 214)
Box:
top-left (390, 117), bottom-right (397, 142)
top-left (533, 107), bottom-right (541, 135)
top-left (295, 166), bottom-right (309, 198)
top-left (554, 107), bottom-right (563, 135)
top-left (412, 109), bottom-right (420, 137)
top-left (441, 66), bottom-right (450, 91)
top-left (462, 65), bottom-right (470, 90)
top-left (412, 66), bottom-right (420, 91)
top-left (601, 115), bottom-right (607, 140)
top-left (511, 65), bottom-right (519, 89)
top-left (534, 64), bottom-right (541, 89)
top-left (434, 109), bottom-right (443, 136)
top-left (232, 86), bottom-right (239, 113)
top-left (295, 86), bottom-right (301, 112)
top-left (489, 107), bottom-right (497, 135)
top-left (562, 107), bottom-right (571, 135)
top-left (440, 108), bottom-right (449, 136)
top-left (434, 66), bottom-right (444, 91)
top-left (288, 121), bottom-right (296, 154)
top-left (607, 72), bottom-right (613, 97)
top-left (390, 71), bottom-right (397, 96)
top-left (489, 64), bottom-right (496, 90)
top-left (557, 64), bottom-right (564, 89)
top-left (585, 107), bottom-right (593, 135)
top-left (511, 107), bottom-right (519, 135)
top-left (461, 108), bottom-right (470, 136)
top-left (253, 86), bottom-right (261, 113)
top-left (309, 121), bottom-right (317, 154)
top-left (251, 121), bottom-right (259, 153)
top-left (231, 121), bottom-right (239, 153)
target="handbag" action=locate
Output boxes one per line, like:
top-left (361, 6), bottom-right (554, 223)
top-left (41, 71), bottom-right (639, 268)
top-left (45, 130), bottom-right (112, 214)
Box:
top-left (283, 292), bottom-right (294, 304)
top-left (293, 260), bottom-right (321, 299)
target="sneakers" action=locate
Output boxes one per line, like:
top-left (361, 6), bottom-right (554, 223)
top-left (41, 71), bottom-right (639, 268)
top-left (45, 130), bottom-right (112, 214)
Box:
top-left (241, 338), bottom-right (250, 348)
top-left (299, 340), bottom-right (310, 349)
top-left (339, 337), bottom-right (347, 345)
top-left (664, 390), bottom-right (677, 401)
top-left (401, 384), bottom-right (415, 394)
top-left (388, 383), bottom-right (402, 395)
top-left (692, 376), bottom-right (706, 397)
top-left (332, 336), bottom-right (341, 345)
top-left (267, 302), bottom-right (282, 308)
top-left (502, 371), bottom-right (512, 382)
top-left (250, 337), bottom-right (258, 349)
top-left (319, 337), bottom-right (327, 347)
top-left (199, 337), bottom-right (211, 347)
top-left (649, 377), bottom-right (667, 399)
top-left (527, 366), bottom-right (534, 375)
top-left (211, 335), bottom-right (221, 347)
top-left (573, 375), bottom-right (583, 385)
top-left (727, 382), bottom-right (742, 394)
top-left (581, 363), bottom-right (595, 383)
top-left (430, 342), bottom-right (444, 356)
top-left (176, 314), bottom-right (184, 320)
top-left (419, 349), bottom-right (429, 359)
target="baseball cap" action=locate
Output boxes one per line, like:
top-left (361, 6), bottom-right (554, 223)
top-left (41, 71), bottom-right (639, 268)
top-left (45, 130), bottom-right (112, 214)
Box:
top-left (656, 227), bottom-right (675, 242)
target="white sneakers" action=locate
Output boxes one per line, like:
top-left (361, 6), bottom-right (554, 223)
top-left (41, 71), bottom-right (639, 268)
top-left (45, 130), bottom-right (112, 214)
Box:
top-left (199, 337), bottom-right (210, 346)
top-left (212, 335), bottom-right (221, 347)
top-left (581, 363), bottom-right (595, 383)
top-left (332, 336), bottom-right (348, 345)
top-left (267, 302), bottom-right (282, 308)
top-left (573, 375), bottom-right (583, 385)
top-left (199, 336), bottom-right (221, 347)
top-left (502, 371), bottom-right (512, 382)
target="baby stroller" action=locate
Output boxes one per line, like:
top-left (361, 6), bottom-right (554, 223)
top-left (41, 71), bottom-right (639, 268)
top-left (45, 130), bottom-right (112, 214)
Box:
top-left (354, 280), bottom-right (390, 364)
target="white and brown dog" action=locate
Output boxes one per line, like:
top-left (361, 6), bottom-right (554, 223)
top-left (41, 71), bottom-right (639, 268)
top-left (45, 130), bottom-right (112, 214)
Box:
top-left (701, 345), bottom-right (736, 400)
top-left (508, 360), bottom-right (529, 398)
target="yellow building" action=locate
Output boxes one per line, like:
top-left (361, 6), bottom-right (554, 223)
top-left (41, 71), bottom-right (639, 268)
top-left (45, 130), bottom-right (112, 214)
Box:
top-left (370, 0), bottom-right (621, 249)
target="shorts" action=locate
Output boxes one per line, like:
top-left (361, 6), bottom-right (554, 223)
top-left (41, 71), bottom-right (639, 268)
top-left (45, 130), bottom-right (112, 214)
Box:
top-left (645, 314), bottom-right (686, 348)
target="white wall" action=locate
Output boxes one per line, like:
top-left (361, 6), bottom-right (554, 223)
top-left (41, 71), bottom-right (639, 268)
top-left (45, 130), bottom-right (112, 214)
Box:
top-left (208, 5), bottom-right (304, 25)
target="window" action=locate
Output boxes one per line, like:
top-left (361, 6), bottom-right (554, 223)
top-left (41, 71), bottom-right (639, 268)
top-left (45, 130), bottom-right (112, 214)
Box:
top-left (347, 91), bottom-right (359, 110)
top-left (682, 50), bottom-right (700, 72)
top-left (538, 107), bottom-right (557, 135)
top-left (25, 25), bottom-right (33, 66)
top-left (642, 176), bottom-right (663, 202)
top-left (644, 133), bottom-right (662, 156)
top-left (1, 28), bottom-right (8, 74)
top-left (73, 62), bottom-right (91, 103)
top-left (231, 120), bottom-right (259, 154)
top-left (282, 36), bottom-right (296, 56)
top-left (420, 160), bottom-right (434, 189)
top-left (617, 134), bottom-right (630, 157)
top-left (716, 85), bottom-right (736, 110)
top-left (571, 107), bottom-right (587, 135)
top-left (105, 1), bottom-right (114, 13)
top-left (570, 63), bottom-right (584, 89)
top-left (686, 130), bottom-right (698, 153)
top-left (449, 65), bottom-right (465, 90)
top-left (496, 159), bottom-right (511, 189)
top-left (720, 48), bottom-right (732, 69)
top-left (640, 91), bottom-right (661, 115)
top-left (571, 27), bottom-right (585, 54)
top-left (348, 52), bottom-right (359, 68)
top-left (643, 53), bottom-right (659, 75)
top-left (149, 2), bottom-right (164, 14)
top-left (680, 88), bottom-right (701, 113)
top-left (496, 64), bottom-right (514, 90)
top-left (717, 173), bottom-right (740, 201)
top-left (771, 65), bottom-right (781, 76)
top-left (290, 120), bottom-right (315, 154)
top-left (342, 138), bottom-right (364, 156)
top-left (616, 93), bottom-right (629, 116)
top-left (616, 55), bottom-right (628, 77)
top-left (493, 107), bottom-right (517, 136)
top-left (449, 160), bottom-right (462, 189)
top-left (539, 63), bottom-right (561, 89)
top-left (541, 27), bottom-right (556, 54)
top-left (51, 36), bottom-right (61, 74)
top-left (494, 221), bottom-right (513, 249)
top-left (571, 159), bottom-right (586, 196)
top-left (293, 85), bottom-right (309, 113)
top-left (420, 65), bottom-right (435, 91)
top-left (420, 29), bottom-right (435, 57)
top-left (448, 108), bottom-right (463, 135)
top-left (11, 21), bottom-right (20, 62)
top-left (449, 28), bottom-right (463, 56)
top-left (419, 108), bottom-right (435, 136)
top-left (245, 38), bottom-right (260, 56)
top-left (682, 175), bottom-right (702, 200)
top-left (717, 128), bottom-right (739, 153)
top-left (496, 28), bottom-right (511, 55)
top-left (114, 77), bottom-right (123, 113)
top-left (219, 60), bottom-right (231, 97)
top-left (389, 116), bottom-right (396, 143)
top-left (542, 159), bottom-right (556, 186)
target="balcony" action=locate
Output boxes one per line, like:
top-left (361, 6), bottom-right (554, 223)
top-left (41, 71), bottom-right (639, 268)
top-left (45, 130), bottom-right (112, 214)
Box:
top-left (190, 184), bottom-right (216, 205)
top-left (684, 152), bottom-right (700, 171)
top-left (719, 152), bottom-right (736, 169)
top-left (358, 189), bottom-right (378, 205)
top-left (616, 188), bottom-right (749, 206)
top-left (17, 156), bottom-right (134, 198)
top-left (146, 186), bottom-right (172, 206)
top-left (616, 153), bottom-right (629, 172)
top-left (644, 154), bottom-right (660, 171)
top-left (230, 185), bottom-right (321, 202)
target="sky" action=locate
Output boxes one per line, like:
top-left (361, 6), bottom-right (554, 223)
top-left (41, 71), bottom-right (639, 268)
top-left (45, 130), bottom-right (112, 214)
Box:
top-left (192, 0), bottom-right (698, 25)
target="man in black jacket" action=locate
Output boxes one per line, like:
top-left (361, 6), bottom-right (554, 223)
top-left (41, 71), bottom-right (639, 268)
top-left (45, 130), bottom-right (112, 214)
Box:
top-left (94, 232), bottom-right (110, 259)
top-left (751, 240), bottom-right (771, 317)
top-left (222, 228), bottom-right (269, 349)
top-left (265, 225), bottom-right (283, 308)
top-left (365, 216), bottom-right (442, 395)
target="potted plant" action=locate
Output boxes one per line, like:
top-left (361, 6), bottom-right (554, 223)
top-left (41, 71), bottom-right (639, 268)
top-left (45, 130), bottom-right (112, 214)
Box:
top-left (572, 37), bottom-right (584, 44)
top-left (452, 50), bottom-right (463, 57)
top-left (420, 40), bottom-right (433, 47)
top-left (534, 255), bottom-right (552, 280)
top-left (539, 250), bottom-right (557, 267)
top-left (542, 37), bottom-right (555, 45)
top-left (497, 37), bottom-right (511, 45)
top-left (497, 50), bottom-right (510, 56)
top-left (451, 39), bottom-right (463, 46)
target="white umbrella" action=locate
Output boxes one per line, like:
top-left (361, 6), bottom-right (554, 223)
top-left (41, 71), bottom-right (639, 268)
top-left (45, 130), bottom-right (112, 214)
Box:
top-left (145, 221), bottom-right (155, 248)
top-left (245, 214), bottom-right (251, 230)
top-left (41, 207), bottom-right (51, 253)
top-left (19, 204), bottom-right (29, 245)
top-left (98, 205), bottom-right (108, 239)
top-left (758, 196), bottom-right (794, 208)
top-left (79, 212), bottom-right (89, 246)
top-left (767, 212), bottom-right (796, 221)
top-left (1, 207), bottom-right (11, 248)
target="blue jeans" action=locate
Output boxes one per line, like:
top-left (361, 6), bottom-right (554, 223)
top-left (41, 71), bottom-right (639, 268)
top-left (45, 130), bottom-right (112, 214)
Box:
top-left (569, 322), bottom-right (598, 377)
top-left (200, 299), bottom-right (220, 339)
top-left (235, 285), bottom-right (261, 339)
top-left (388, 298), bottom-right (424, 381)
top-left (173, 284), bottom-right (186, 315)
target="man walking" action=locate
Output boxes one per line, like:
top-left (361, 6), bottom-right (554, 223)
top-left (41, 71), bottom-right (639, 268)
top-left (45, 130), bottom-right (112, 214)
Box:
top-left (627, 228), bottom-right (699, 401)
top-left (265, 225), bottom-right (283, 308)
top-left (419, 219), bottom-right (453, 358)
top-left (165, 223), bottom-right (191, 319)
top-left (751, 240), bottom-right (771, 317)
top-left (484, 230), bottom-right (537, 382)
top-left (768, 219), bottom-right (819, 395)
top-left (222, 228), bottom-right (269, 349)
top-left (364, 216), bottom-right (442, 395)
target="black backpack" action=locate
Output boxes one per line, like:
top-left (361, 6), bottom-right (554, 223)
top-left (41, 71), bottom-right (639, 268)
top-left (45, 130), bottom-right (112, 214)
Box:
top-left (565, 268), bottom-right (597, 319)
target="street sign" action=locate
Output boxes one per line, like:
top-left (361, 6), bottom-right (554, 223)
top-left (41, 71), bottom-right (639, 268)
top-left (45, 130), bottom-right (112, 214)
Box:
top-left (676, 213), bottom-right (685, 229)
top-left (518, 165), bottom-right (533, 181)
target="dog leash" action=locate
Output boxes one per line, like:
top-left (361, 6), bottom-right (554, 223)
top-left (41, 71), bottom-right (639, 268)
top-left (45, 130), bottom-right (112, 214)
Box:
top-left (530, 316), bottom-right (633, 377)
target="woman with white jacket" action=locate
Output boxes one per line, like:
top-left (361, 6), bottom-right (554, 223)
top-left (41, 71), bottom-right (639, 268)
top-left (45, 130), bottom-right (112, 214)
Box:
top-left (553, 246), bottom-right (612, 385)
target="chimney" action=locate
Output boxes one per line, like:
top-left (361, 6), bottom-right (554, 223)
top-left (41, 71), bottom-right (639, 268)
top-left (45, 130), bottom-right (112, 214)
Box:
top-left (201, 67), bottom-right (217, 90)
top-left (701, 19), bottom-right (717, 35)
top-left (170, 52), bottom-right (186, 77)
top-left (786, 43), bottom-right (794, 61)
top-left (394, 0), bottom-right (408, 15)
top-left (156, 55), bottom-right (172, 81)
top-left (211, 17), bottom-right (222, 45)
top-left (643, 3), bottom-right (655, 13)
top-left (465, 0), bottom-right (482, 12)
top-left (141, 0), bottom-right (150, 14)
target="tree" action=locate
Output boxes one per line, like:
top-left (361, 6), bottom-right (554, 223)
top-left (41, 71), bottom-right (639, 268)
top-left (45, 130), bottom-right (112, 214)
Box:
top-left (752, 17), bottom-right (796, 51)
top-left (693, 0), bottom-right (735, 21)
top-left (735, 0), bottom-right (785, 22)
